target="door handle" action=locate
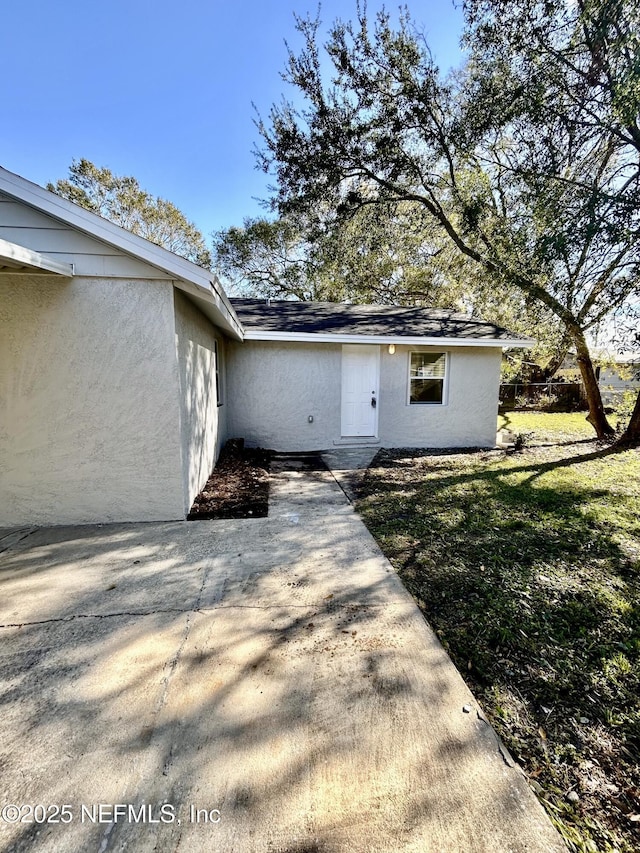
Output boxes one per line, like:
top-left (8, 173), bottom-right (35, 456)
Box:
top-left (371, 396), bottom-right (377, 408)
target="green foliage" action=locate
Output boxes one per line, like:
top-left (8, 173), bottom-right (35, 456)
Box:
top-left (258, 1), bottom-right (640, 435)
top-left (213, 217), bottom-right (315, 299)
top-left (48, 159), bottom-right (211, 268)
top-left (460, 0), bottom-right (640, 304)
top-left (215, 203), bottom-right (470, 305)
top-left (258, 4), bottom-right (639, 324)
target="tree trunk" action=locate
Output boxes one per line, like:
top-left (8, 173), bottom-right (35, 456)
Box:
top-left (616, 389), bottom-right (640, 447)
top-left (572, 331), bottom-right (615, 439)
top-left (541, 335), bottom-right (571, 380)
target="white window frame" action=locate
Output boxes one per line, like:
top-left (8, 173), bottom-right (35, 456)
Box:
top-left (407, 350), bottom-right (449, 406)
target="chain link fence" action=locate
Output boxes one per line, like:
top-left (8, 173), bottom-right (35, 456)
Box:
top-left (499, 381), bottom-right (586, 411)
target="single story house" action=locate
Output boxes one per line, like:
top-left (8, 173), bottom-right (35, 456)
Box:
top-left (226, 299), bottom-right (527, 452)
top-left (597, 361), bottom-right (640, 407)
top-left (0, 167), bottom-right (530, 527)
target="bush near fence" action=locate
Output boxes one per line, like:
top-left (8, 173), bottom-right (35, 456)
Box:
top-left (499, 381), bottom-right (587, 412)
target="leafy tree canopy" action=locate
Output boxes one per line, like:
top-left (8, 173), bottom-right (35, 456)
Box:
top-left (214, 203), bottom-right (461, 304)
top-left (48, 159), bottom-right (212, 268)
top-left (214, 206), bottom-right (565, 376)
top-left (256, 0), bottom-right (640, 437)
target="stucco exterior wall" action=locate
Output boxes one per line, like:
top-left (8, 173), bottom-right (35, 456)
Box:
top-left (0, 275), bottom-right (184, 526)
top-left (379, 345), bottom-right (502, 448)
top-left (174, 290), bottom-right (226, 514)
top-left (226, 341), bottom-right (343, 451)
top-left (226, 341), bottom-right (501, 451)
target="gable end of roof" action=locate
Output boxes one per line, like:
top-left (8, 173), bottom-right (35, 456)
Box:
top-left (0, 167), bottom-right (243, 340)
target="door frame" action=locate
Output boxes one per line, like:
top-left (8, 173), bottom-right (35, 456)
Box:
top-left (340, 344), bottom-right (380, 438)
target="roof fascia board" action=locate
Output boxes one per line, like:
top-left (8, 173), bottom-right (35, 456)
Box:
top-left (0, 168), bottom-right (211, 286)
top-left (0, 237), bottom-right (74, 276)
top-left (242, 330), bottom-right (534, 348)
top-left (175, 281), bottom-right (244, 340)
top-left (0, 167), bottom-right (243, 339)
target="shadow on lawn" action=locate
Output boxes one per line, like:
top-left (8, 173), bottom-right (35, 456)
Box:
top-left (359, 445), bottom-right (640, 851)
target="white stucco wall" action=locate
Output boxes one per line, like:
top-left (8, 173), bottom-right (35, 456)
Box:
top-left (226, 341), bottom-right (502, 451)
top-left (0, 275), bottom-right (185, 526)
top-left (379, 345), bottom-right (502, 448)
top-left (174, 290), bottom-right (226, 514)
top-left (226, 341), bottom-right (343, 451)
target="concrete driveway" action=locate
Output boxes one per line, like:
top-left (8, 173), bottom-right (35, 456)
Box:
top-left (0, 459), bottom-right (565, 853)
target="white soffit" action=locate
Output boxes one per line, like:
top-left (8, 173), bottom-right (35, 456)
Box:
top-left (0, 237), bottom-right (74, 277)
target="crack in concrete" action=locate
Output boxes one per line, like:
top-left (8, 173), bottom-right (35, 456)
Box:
top-left (92, 575), bottom-right (213, 851)
top-left (0, 608), bottom-right (189, 629)
top-left (0, 526), bottom-right (39, 555)
top-left (0, 600), bottom-right (409, 630)
top-left (156, 564), bottom-right (210, 778)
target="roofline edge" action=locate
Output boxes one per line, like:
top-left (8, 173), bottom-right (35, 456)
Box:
top-left (0, 166), bottom-right (244, 337)
top-left (241, 330), bottom-right (534, 348)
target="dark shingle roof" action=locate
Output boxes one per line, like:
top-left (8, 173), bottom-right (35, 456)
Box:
top-left (231, 298), bottom-right (520, 341)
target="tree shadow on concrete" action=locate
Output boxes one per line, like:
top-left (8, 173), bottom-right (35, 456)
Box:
top-left (0, 480), bottom-right (563, 853)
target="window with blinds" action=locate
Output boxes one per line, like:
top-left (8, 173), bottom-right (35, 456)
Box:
top-left (409, 352), bottom-right (447, 404)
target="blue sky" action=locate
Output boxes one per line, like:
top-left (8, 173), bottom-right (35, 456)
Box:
top-left (2, 0), bottom-right (464, 238)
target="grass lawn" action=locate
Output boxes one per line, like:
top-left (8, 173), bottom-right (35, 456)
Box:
top-left (358, 412), bottom-right (640, 853)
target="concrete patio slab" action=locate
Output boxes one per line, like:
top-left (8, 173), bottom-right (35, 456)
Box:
top-left (0, 465), bottom-right (565, 852)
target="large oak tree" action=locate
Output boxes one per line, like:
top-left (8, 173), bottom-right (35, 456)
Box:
top-left (257, 0), bottom-right (639, 439)
top-left (214, 204), bottom-right (467, 304)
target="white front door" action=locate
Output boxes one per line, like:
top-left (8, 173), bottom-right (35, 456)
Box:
top-left (341, 345), bottom-right (380, 437)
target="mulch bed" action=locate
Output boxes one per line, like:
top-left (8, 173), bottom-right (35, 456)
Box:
top-left (187, 439), bottom-right (272, 520)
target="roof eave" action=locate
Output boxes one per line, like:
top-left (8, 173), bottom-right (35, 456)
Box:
top-left (241, 330), bottom-right (534, 348)
top-left (0, 167), bottom-right (243, 340)
top-left (176, 281), bottom-right (244, 341)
